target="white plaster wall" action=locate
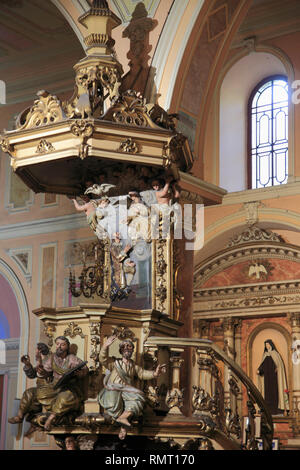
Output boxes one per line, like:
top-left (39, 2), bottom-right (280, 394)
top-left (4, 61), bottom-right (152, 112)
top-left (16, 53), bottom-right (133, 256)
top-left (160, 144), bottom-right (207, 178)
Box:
top-left (220, 52), bottom-right (287, 192)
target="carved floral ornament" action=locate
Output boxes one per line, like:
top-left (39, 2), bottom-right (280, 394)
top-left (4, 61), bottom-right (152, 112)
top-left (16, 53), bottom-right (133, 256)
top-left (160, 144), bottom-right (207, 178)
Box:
top-left (64, 322), bottom-right (85, 339)
top-left (16, 90), bottom-right (65, 131)
top-left (228, 226), bottom-right (283, 247)
top-left (111, 325), bottom-right (137, 342)
top-left (118, 138), bottom-right (139, 154)
top-left (0, 137), bottom-right (11, 153)
top-left (35, 139), bottom-right (55, 154)
top-left (12, 84), bottom-right (178, 133)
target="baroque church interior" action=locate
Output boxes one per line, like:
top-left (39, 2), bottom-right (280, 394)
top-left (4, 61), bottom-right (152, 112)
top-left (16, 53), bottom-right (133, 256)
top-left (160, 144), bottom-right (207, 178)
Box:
top-left (1, 0), bottom-right (300, 451)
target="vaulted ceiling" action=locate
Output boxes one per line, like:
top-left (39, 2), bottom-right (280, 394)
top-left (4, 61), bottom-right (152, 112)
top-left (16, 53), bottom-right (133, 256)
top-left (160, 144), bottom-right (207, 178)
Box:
top-left (0, 0), bottom-right (83, 104)
top-left (233, 0), bottom-right (300, 45)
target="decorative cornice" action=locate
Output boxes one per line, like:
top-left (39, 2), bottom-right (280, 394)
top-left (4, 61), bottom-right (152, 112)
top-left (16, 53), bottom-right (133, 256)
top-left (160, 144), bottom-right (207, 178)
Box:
top-left (222, 181), bottom-right (300, 205)
top-left (179, 171), bottom-right (227, 199)
top-left (227, 226), bottom-right (283, 247)
top-left (195, 279), bottom-right (300, 299)
top-left (193, 280), bottom-right (300, 319)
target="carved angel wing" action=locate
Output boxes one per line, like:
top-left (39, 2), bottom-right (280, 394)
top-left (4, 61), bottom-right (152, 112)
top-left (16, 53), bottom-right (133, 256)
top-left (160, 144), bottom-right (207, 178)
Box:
top-left (258, 264), bottom-right (268, 275)
top-left (248, 265), bottom-right (256, 277)
top-left (100, 183), bottom-right (116, 194)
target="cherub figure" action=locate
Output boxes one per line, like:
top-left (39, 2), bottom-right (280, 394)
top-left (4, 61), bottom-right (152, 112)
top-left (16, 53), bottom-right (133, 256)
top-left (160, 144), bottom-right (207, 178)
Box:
top-left (141, 176), bottom-right (181, 239)
top-left (72, 196), bottom-right (98, 232)
top-left (151, 176), bottom-right (181, 205)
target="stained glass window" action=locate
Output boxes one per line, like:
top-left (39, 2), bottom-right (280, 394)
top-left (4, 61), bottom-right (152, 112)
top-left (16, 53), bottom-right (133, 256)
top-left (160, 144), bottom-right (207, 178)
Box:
top-left (249, 76), bottom-right (288, 189)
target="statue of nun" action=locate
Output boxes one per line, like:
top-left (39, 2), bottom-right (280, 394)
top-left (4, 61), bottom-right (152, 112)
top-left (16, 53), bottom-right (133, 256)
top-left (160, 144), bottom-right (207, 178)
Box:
top-left (257, 339), bottom-right (289, 415)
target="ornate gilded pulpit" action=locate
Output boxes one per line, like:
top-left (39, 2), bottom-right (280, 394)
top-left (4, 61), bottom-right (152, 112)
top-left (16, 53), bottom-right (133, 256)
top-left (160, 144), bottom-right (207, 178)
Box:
top-left (2, 1), bottom-right (270, 451)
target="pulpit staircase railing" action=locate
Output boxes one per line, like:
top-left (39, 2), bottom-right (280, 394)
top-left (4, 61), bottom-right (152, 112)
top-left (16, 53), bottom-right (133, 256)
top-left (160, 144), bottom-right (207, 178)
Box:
top-left (144, 337), bottom-right (273, 450)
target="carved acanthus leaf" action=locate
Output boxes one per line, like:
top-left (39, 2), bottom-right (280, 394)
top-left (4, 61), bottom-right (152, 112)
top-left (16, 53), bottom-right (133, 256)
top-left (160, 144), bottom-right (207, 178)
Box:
top-left (16, 90), bottom-right (64, 130)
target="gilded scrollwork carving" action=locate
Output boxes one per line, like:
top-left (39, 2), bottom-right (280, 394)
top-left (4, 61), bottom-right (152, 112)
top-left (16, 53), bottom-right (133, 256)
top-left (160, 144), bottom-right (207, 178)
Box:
top-left (111, 325), bottom-right (137, 342)
top-left (225, 408), bottom-right (241, 439)
top-left (197, 355), bottom-right (220, 380)
top-left (145, 383), bottom-right (168, 410)
top-left (215, 295), bottom-right (285, 309)
top-left (192, 386), bottom-right (220, 416)
top-left (0, 138), bottom-right (17, 170)
top-left (145, 385), bottom-right (160, 409)
top-left (65, 65), bottom-right (122, 119)
top-left (154, 238), bottom-right (168, 312)
top-left (155, 282), bottom-right (167, 310)
top-left (89, 321), bottom-right (101, 372)
top-left (16, 90), bottom-right (64, 130)
top-left (196, 415), bottom-right (217, 434)
top-left (103, 89), bottom-right (178, 130)
top-left (64, 322), bottom-right (85, 339)
top-left (165, 388), bottom-right (184, 413)
top-left (118, 137), bottom-right (139, 154)
top-left (173, 242), bottom-right (184, 321)
top-left (70, 120), bottom-right (94, 159)
top-left (43, 322), bottom-right (56, 347)
top-left (0, 137), bottom-right (13, 154)
top-left (35, 139), bottom-right (55, 154)
top-left (70, 120), bottom-right (94, 138)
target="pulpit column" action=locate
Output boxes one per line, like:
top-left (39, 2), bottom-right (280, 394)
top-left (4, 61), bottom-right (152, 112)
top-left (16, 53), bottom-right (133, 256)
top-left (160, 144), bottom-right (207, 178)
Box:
top-left (288, 313), bottom-right (300, 414)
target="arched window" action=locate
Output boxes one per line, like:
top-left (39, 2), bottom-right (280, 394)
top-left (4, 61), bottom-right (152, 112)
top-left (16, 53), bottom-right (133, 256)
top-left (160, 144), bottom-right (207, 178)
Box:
top-left (248, 75), bottom-right (288, 189)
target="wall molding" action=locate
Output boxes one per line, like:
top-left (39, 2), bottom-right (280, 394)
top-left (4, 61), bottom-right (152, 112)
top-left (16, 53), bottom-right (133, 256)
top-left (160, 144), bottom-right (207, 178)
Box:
top-left (0, 213), bottom-right (87, 240)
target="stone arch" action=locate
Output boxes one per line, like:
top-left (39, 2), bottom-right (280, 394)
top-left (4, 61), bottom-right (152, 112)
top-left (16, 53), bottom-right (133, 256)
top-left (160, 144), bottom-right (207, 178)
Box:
top-left (0, 259), bottom-right (29, 450)
top-left (0, 259), bottom-right (29, 368)
top-left (145, 0), bottom-right (205, 109)
top-left (168, 0), bottom-right (252, 178)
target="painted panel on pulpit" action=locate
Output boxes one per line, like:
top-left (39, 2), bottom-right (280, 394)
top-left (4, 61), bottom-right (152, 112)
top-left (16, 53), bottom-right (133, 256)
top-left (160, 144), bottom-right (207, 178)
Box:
top-left (70, 170), bottom-right (181, 309)
top-left (110, 237), bottom-right (152, 310)
top-left (202, 258), bottom-right (300, 288)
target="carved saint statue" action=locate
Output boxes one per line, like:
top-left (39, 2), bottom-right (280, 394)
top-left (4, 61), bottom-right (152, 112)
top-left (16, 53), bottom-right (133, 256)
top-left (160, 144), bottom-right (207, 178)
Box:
top-left (8, 342), bottom-right (50, 436)
top-left (14, 336), bottom-right (88, 432)
top-left (257, 339), bottom-right (289, 415)
top-left (110, 232), bottom-right (136, 300)
top-left (98, 335), bottom-right (166, 439)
